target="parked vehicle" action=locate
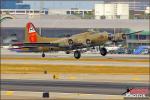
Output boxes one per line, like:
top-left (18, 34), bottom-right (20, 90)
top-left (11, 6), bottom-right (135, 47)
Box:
top-left (133, 46), bottom-right (150, 55)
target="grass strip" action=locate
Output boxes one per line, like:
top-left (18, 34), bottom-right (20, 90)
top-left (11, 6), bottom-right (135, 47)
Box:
top-left (1, 57), bottom-right (149, 63)
top-left (1, 64), bottom-right (149, 75)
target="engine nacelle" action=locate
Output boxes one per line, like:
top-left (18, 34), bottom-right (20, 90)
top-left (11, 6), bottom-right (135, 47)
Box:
top-left (112, 33), bottom-right (127, 42)
top-left (68, 39), bottom-right (74, 45)
top-left (86, 39), bottom-right (91, 45)
top-left (121, 34), bottom-right (126, 40)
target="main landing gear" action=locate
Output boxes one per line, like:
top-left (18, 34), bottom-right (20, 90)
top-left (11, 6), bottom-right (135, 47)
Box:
top-left (74, 50), bottom-right (81, 59)
top-left (100, 47), bottom-right (107, 56)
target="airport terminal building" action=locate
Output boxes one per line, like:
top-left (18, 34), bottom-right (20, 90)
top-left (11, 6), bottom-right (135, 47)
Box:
top-left (1, 0), bottom-right (149, 19)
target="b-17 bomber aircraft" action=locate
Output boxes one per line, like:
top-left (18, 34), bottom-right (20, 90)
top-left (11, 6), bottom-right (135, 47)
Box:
top-left (10, 22), bottom-right (143, 59)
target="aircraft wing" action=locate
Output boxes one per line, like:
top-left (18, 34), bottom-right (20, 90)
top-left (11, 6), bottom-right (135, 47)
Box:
top-left (12, 43), bottom-right (59, 47)
top-left (10, 42), bottom-right (87, 52)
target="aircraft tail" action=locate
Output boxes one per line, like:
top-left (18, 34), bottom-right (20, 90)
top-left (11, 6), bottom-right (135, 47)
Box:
top-left (25, 22), bottom-right (59, 43)
top-left (25, 22), bottom-right (39, 43)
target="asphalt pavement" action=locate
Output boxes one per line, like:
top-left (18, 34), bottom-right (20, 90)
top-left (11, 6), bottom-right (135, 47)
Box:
top-left (1, 79), bottom-right (149, 95)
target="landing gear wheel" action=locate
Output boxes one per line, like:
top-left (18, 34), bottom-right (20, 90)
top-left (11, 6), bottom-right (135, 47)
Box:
top-left (42, 52), bottom-right (45, 57)
top-left (66, 51), bottom-right (70, 54)
top-left (74, 50), bottom-right (81, 59)
top-left (100, 48), bottom-right (107, 56)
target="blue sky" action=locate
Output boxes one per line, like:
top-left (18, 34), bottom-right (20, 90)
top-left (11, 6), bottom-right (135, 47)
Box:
top-left (23, 1), bottom-right (104, 9)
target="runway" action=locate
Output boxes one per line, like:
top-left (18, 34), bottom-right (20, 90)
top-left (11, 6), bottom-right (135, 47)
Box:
top-left (1, 48), bottom-right (149, 99)
top-left (1, 79), bottom-right (149, 95)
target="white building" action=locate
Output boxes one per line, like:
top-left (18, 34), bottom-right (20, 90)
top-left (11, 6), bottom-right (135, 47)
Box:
top-left (48, 9), bottom-right (67, 15)
top-left (95, 4), bottom-right (129, 19)
top-left (145, 7), bottom-right (150, 14)
top-left (0, 9), bottom-right (48, 15)
top-left (48, 8), bottom-right (92, 17)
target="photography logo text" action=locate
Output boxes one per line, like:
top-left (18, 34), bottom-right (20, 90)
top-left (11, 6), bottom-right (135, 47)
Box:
top-left (123, 88), bottom-right (149, 98)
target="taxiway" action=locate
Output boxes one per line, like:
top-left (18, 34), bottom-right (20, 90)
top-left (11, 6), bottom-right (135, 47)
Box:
top-left (1, 79), bottom-right (149, 95)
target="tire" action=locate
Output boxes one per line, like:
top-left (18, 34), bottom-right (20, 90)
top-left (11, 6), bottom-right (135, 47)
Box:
top-left (42, 53), bottom-right (45, 57)
top-left (100, 48), bottom-right (107, 56)
top-left (74, 51), bottom-right (81, 59)
top-left (66, 51), bottom-right (70, 54)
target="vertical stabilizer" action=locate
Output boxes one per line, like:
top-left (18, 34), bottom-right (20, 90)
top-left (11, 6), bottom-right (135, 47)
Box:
top-left (25, 22), bottom-right (39, 43)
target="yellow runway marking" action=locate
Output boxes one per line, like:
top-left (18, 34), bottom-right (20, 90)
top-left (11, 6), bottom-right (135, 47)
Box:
top-left (5, 91), bottom-right (14, 96)
top-left (68, 76), bottom-right (77, 80)
top-left (132, 77), bottom-right (141, 81)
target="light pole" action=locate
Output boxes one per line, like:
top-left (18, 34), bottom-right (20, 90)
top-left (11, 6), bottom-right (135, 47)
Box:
top-left (134, 0), bottom-right (135, 19)
top-left (39, 1), bottom-right (44, 36)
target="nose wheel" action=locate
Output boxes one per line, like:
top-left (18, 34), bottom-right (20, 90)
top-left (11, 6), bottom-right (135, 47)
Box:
top-left (42, 52), bottom-right (45, 57)
top-left (74, 50), bottom-right (81, 59)
top-left (65, 51), bottom-right (70, 54)
top-left (100, 47), bottom-right (107, 56)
